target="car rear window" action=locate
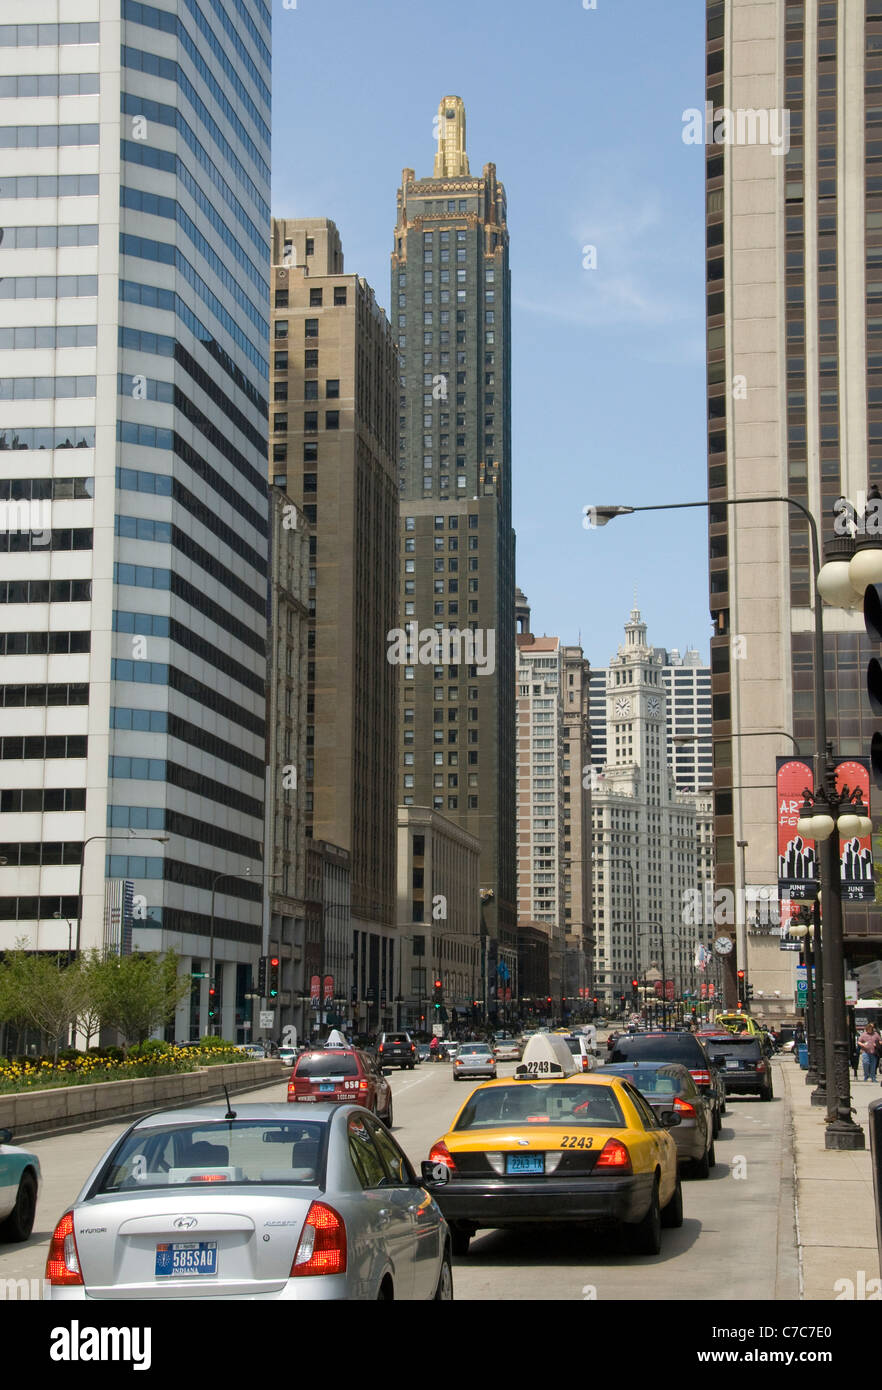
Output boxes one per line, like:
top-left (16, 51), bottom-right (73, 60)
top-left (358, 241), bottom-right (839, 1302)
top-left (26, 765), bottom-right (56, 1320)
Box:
top-left (383, 1035), bottom-right (410, 1044)
top-left (704, 1038), bottom-right (762, 1061)
top-left (609, 1035), bottom-right (707, 1066)
top-left (455, 1083), bottom-right (624, 1130)
top-left (606, 1066), bottom-right (694, 1096)
top-left (95, 1120), bottom-right (327, 1192)
top-left (295, 1052), bottom-right (359, 1078)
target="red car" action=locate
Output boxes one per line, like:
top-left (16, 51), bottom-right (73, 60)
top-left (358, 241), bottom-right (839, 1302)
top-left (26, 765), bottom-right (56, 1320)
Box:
top-left (287, 1048), bottom-right (394, 1127)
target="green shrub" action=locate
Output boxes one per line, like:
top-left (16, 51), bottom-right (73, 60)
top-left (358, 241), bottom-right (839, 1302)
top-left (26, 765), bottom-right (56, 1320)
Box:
top-left (197, 1035), bottom-right (236, 1050)
top-left (128, 1039), bottom-right (173, 1058)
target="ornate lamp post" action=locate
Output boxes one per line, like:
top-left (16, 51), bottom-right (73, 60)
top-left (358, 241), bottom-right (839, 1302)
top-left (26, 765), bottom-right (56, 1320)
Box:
top-left (795, 751), bottom-right (871, 1146)
top-left (788, 904), bottom-right (818, 1087)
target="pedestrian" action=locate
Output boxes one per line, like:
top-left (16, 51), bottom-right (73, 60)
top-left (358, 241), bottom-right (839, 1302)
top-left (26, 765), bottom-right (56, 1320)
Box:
top-left (429, 1035), bottom-right (439, 1063)
top-left (858, 1022), bottom-right (880, 1081)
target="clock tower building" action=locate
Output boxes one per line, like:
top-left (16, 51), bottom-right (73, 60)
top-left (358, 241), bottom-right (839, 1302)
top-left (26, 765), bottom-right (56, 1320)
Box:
top-left (591, 608), bottom-right (714, 1010)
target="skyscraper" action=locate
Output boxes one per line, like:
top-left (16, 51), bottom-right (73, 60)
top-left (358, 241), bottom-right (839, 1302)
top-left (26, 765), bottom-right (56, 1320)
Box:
top-left (0, 1), bottom-right (272, 1042)
top-left (705, 1), bottom-right (881, 1006)
top-left (269, 218), bottom-right (399, 1035)
top-left (392, 97), bottom-right (517, 994)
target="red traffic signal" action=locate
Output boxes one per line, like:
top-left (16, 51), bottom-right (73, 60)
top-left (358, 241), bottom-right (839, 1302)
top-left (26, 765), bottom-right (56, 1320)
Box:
top-left (737, 970), bottom-right (745, 981)
top-left (270, 956), bottom-right (279, 967)
top-left (434, 978), bottom-right (442, 990)
top-left (631, 979), bottom-right (639, 989)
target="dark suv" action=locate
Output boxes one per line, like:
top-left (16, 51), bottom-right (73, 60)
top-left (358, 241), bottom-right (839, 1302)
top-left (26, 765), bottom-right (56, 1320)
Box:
top-left (608, 1031), bottom-right (725, 1136)
top-left (377, 1032), bottom-right (417, 1070)
top-left (701, 1033), bottom-right (773, 1102)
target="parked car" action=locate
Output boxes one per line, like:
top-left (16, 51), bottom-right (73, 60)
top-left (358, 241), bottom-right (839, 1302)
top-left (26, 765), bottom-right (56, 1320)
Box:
top-left (607, 1031), bottom-right (726, 1137)
top-left (602, 1062), bottom-right (716, 1178)
top-left (0, 1128), bottom-right (40, 1242)
top-left (287, 1048), bottom-right (393, 1127)
top-left (701, 1033), bottom-right (773, 1102)
top-left (452, 1043), bottom-right (497, 1081)
top-left (376, 1032), bottom-right (417, 1070)
top-left (236, 1044), bottom-right (267, 1060)
top-left (44, 1104), bottom-right (452, 1300)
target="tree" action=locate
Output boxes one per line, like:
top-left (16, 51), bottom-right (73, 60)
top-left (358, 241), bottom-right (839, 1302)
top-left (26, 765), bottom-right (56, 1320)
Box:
top-left (90, 949), bottom-right (191, 1050)
top-left (0, 947), bottom-right (88, 1062)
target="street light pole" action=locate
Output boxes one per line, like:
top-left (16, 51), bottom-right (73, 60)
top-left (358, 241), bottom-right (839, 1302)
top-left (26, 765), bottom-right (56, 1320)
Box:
top-left (77, 832), bottom-right (169, 956)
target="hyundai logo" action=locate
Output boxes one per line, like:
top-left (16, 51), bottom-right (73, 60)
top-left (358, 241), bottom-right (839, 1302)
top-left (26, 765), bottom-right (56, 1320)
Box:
top-left (173, 1216), bottom-right (197, 1230)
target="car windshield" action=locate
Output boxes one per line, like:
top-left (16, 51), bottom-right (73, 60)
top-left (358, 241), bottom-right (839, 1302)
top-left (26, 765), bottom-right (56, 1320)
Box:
top-left (384, 1035), bottom-right (409, 1043)
top-left (454, 1083), bottom-right (624, 1130)
top-left (610, 1036), bottom-right (705, 1065)
top-left (295, 1052), bottom-right (358, 1077)
top-left (562, 1038), bottom-right (581, 1054)
top-left (460, 1045), bottom-right (491, 1055)
top-left (95, 1120), bottom-right (327, 1192)
top-left (605, 1066), bottom-right (694, 1097)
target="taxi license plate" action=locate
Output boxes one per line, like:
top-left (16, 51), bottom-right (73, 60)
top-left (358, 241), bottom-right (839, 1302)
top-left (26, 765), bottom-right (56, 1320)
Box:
top-left (155, 1242), bottom-right (217, 1277)
top-left (319, 1084), bottom-right (335, 1092)
top-left (506, 1153), bottom-right (544, 1175)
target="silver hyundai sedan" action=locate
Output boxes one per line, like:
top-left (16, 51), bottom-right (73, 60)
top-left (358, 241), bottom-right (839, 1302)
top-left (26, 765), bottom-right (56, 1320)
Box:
top-left (45, 1103), bottom-right (452, 1300)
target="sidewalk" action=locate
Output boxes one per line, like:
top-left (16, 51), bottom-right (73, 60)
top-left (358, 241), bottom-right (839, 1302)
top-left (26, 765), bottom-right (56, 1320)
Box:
top-left (780, 1055), bottom-right (881, 1299)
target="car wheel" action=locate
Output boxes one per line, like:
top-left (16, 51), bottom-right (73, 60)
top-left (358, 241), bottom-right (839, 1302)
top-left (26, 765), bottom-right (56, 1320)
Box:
top-left (0, 1170), bottom-right (37, 1242)
top-left (628, 1176), bottom-right (661, 1255)
top-left (450, 1223), bottom-right (471, 1257)
top-left (691, 1145), bottom-right (710, 1181)
top-left (661, 1174), bottom-right (683, 1229)
top-left (433, 1250), bottom-right (454, 1300)
top-left (383, 1101), bottom-right (393, 1128)
top-left (708, 1140), bottom-right (716, 1169)
top-left (712, 1107), bottom-right (721, 1138)
top-left (760, 1085), bottom-right (773, 1102)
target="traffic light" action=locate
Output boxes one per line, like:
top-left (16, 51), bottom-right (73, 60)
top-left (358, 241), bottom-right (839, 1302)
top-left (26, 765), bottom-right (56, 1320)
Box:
top-left (746, 984), bottom-right (754, 1002)
top-left (433, 977), bottom-right (442, 1009)
top-left (268, 956), bottom-right (280, 998)
top-left (737, 969), bottom-right (745, 1006)
top-left (257, 955), bottom-right (268, 995)
top-left (208, 984), bottom-right (217, 1019)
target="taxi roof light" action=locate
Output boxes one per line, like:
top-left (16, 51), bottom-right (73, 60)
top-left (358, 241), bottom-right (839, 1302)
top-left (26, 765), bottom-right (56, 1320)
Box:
top-left (515, 1032), bottom-right (580, 1079)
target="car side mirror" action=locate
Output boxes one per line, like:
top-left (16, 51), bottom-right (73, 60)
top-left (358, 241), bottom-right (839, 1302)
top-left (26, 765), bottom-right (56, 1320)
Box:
top-left (421, 1160), bottom-right (450, 1186)
top-left (660, 1111), bottom-right (681, 1128)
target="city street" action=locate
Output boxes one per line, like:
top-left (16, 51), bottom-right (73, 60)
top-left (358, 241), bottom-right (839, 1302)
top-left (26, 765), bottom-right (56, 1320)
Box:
top-left (0, 1056), bottom-right (799, 1300)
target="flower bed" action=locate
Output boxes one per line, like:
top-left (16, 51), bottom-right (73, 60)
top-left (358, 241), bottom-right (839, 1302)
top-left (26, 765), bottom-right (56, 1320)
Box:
top-left (0, 1044), bottom-right (246, 1095)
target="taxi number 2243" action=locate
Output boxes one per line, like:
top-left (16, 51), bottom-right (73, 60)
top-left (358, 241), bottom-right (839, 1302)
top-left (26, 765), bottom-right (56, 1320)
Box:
top-left (559, 1135), bottom-right (594, 1149)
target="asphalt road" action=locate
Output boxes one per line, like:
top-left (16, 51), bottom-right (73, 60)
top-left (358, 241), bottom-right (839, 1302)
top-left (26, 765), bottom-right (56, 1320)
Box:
top-left (0, 1055), bottom-right (798, 1300)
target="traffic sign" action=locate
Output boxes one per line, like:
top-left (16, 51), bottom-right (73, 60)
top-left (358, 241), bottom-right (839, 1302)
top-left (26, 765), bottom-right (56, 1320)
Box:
top-left (191, 971), bottom-right (207, 978)
top-left (259, 1010), bottom-right (275, 1029)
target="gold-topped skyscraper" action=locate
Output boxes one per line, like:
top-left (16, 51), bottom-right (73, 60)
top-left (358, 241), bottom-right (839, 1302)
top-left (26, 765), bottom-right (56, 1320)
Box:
top-left (434, 96), bottom-right (470, 178)
top-left (392, 99), bottom-right (517, 1018)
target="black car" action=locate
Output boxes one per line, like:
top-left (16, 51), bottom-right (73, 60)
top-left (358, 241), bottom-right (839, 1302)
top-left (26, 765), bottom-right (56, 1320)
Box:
top-left (607, 1031), bottom-right (726, 1137)
top-left (377, 1031), bottom-right (417, 1069)
top-left (701, 1033), bottom-right (773, 1101)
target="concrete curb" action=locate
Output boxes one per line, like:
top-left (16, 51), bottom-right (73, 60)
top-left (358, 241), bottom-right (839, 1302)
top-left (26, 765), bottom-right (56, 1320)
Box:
top-left (775, 1057), bottom-right (802, 1300)
top-left (0, 1060), bottom-right (287, 1142)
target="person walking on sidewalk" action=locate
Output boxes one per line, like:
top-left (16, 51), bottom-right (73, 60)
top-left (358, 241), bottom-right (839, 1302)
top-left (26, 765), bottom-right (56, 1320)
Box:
top-left (858, 1022), bottom-right (880, 1081)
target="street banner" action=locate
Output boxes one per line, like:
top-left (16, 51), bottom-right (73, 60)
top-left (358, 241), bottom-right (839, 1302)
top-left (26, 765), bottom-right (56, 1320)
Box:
top-left (778, 893), bottom-right (805, 950)
top-left (700, 982), bottom-right (708, 999)
top-left (309, 974), bottom-right (320, 1004)
top-left (777, 757), bottom-right (817, 900)
top-left (708, 982), bottom-right (715, 999)
top-left (323, 974), bottom-right (334, 1001)
top-left (665, 979), bottom-right (675, 1001)
top-left (833, 758), bottom-right (875, 901)
top-left (654, 980), bottom-right (663, 997)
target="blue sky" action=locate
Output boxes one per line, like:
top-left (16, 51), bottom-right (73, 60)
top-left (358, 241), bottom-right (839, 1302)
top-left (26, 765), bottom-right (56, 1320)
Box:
top-left (272, 0), bottom-right (710, 667)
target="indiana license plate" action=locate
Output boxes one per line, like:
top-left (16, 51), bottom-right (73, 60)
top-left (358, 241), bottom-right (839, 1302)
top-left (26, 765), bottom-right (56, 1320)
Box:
top-left (155, 1241), bottom-right (217, 1277)
top-left (506, 1153), bottom-right (544, 1175)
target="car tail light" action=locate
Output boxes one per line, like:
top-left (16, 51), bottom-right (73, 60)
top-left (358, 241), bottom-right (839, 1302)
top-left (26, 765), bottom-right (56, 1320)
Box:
top-left (378, 1044), bottom-right (384, 1053)
top-left (673, 1096), bottom-right (696, 1117)
top-left (594, 1139), bottom-right (632, 1174)
top-left (454, 1058), bottom-right (463, 1066)
top-left (582, 1057), bottom-right (589, 1072)
top-left (358, 1079), bottom-right (369, 1093)
top-left (756, 1060), bottom-right (766, 1073)
top-left (291, 1202), bottom-right (347, 1277)
top-left (46, 1212), bottom-right (83, 1286)
top-left (429, 1141), bottom-right (456, 1171)
top-left (689, 1069), bottom-right (710, 1086)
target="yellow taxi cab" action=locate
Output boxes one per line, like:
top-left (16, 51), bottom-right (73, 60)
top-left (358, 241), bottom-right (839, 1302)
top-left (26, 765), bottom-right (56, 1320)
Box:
top-left (714, 1012), bottom-right (762, 1036)
top-left (422, 1033), bottom-right (682, 1257)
